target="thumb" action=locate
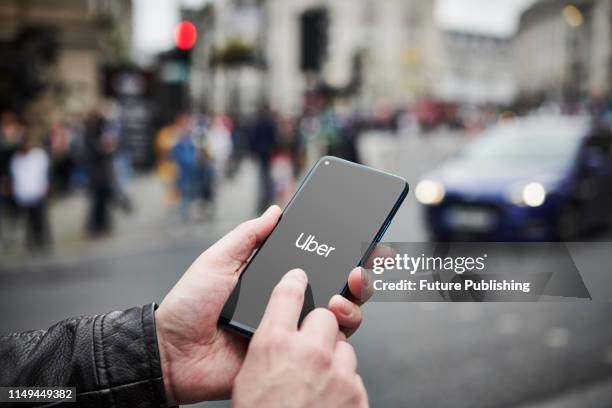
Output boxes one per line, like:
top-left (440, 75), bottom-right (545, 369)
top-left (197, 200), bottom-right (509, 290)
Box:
top-left (204, 205), bottom-right (282, 272)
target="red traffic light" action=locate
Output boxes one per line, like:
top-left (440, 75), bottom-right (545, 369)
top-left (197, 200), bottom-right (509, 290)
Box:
top-left (174, 21), bottom-right (197, 50)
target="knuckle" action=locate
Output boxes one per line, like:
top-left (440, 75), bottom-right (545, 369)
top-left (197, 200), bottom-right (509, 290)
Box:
top-left (303, 343), bottom-right (332, 368)
top-left (352, 305), bottom-right (363, 322)
top-left (236, 221), bottom-right (258, 249)
top-left (250, 335), bottom-right (267, 352)
top-left (339, 340), bottom-right (356, 354)
top-left (263, 327), bottom-right (288, 348)
top-left (335, 371), bottom-right (355, 389)
top-left (353, 375), bottom-right (368, 404)
top-left (356, 388), bottom-right (369, 407)
top-left (311, 308), bottom-right (339, 329)
top-left (253, 326), bottom-right (286, 350)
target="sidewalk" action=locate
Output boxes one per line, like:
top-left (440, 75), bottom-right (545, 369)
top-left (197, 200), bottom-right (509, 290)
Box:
top-left (0, 159), bottom-right (261, 271)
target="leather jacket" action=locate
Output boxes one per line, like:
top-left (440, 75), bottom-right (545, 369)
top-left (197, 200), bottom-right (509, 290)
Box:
top-left (0, 304), bottom-right (169, 407)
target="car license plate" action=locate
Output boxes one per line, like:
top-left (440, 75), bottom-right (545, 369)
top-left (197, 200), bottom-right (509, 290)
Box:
top-left (446, 207), bottom-right (496, 231)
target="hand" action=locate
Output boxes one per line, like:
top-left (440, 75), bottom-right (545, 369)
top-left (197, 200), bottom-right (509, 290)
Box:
top-left (233, 269), bottom-right (369, 408)
top-left (155, 206), bottom-right (368, 405)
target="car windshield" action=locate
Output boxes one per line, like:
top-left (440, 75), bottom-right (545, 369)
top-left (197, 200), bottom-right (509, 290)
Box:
top-left (458, 125), bottom-right (584, 168)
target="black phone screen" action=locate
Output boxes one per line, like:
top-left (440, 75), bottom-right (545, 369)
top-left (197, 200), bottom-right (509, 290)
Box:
top-left (220, 156), bottom-right (408, 335)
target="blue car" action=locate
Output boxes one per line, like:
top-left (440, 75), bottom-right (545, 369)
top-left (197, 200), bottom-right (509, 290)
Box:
top-left (416, 116), bottom-right (612, 241)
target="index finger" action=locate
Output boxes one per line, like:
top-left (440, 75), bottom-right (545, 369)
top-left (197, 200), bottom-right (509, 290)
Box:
top-left (259, 268), bottom-right (308, 332)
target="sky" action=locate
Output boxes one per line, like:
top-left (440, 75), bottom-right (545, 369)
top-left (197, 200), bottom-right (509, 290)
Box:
top-left (133, 0), bottom-right (538, 59)
top-left (133, 0), bottom-right (179, 60)
top-left (435, 0), bottom-right (538, 37)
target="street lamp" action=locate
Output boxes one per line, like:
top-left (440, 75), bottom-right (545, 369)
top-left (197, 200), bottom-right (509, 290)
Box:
top-left (562, 5), bottom-right (583, 28)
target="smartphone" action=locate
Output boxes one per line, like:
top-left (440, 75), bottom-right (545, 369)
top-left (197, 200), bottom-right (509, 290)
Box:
top-left (219, 156), bottom-right (408, 337)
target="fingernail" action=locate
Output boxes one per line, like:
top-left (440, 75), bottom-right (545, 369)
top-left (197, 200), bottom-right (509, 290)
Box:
top-left (262, 205), bottom-right (280, 217)
top-left (287, 268), bottom-right (307, 283)
top-left (362, 268), bottom-right (373, 287)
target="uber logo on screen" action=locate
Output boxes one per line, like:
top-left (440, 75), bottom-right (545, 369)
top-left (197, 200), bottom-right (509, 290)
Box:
top-left (295, 233), bottom-right (336, 257)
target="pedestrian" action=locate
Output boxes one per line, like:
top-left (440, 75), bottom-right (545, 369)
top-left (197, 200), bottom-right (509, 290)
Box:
top-left (207, 113), bottom-right (233, 185)
top-left (321, 103), bottom-right (361, 164)
top-left (108, 118), bottom-right (134, 214)
top-left (9, 125), bottom-right (51, 249)
top-left (171, 113), bottom-right (198, 221)
top-left (155, 117), bottom-right (180, 209)
top-left (48, 120), bottom-right (74, 195)
top-left (226, 116), bottom-right (250, 179)
top-left (0, 111), bottom-right (23, 247)
top-left (192, 112), bottom-right (216, 217)
top-left (273, 116), bottom-right (301, 203)
top-left (84, 105), bottom-right (116, 237)
top-left (249, 103), bottom-right (278, 213)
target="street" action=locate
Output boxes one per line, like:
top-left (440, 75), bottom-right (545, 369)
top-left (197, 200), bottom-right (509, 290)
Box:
top-left (2, 131), bottom-right (612, 407)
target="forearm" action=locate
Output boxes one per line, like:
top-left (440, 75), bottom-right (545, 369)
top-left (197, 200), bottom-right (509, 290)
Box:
top-left (0, 304), bottom-right (169, 408)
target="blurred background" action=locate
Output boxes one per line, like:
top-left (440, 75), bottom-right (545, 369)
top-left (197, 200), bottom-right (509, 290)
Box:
top-left (1, 0), bottom-right (612, 406)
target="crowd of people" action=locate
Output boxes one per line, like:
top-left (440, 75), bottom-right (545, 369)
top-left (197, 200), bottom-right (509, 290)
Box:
top-left (155, 99), bottom-right (363, 221)
top-left (0, 97), bottom-right (365, 253)
top-left (0, 105), bottom-right (132, 252)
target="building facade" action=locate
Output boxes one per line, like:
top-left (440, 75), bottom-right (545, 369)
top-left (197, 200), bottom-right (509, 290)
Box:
top-left (0, 0), bottom-right (132, 117)
top-left (265, 0), bottom-right (442, 114)
top-left (514, 0), bottom-right (611, 104)
top-left (186, 0), bottom-right (264, 118)
top-left (189, 0), bottom-right (441, 116)
top-left (436, 30), bottom-right (516, 105)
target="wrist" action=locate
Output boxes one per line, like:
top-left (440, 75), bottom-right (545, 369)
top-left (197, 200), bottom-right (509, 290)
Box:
top-left (155, 311), bottom-right (178, 406)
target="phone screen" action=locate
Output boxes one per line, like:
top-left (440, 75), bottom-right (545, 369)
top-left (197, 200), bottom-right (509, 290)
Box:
top-left (220, 156), bottom-right (408, 335)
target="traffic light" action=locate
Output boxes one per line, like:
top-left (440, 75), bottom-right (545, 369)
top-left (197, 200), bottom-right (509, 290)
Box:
top-left (300, 8), bottom-right (329, 73)
top-left (174, 21), bottom-right (197, 51)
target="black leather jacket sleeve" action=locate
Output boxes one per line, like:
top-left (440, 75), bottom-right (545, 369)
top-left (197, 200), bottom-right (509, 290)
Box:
top-left (0, 304), bottom-right (169, 408)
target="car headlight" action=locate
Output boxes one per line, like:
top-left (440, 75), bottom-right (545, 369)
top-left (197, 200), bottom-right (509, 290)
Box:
top-left (522, 182), bottom-right (547, 207)
top-left (415, 180), bottom-right (445, 205)
top-left (507, 182), bottom-right (547, 207)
